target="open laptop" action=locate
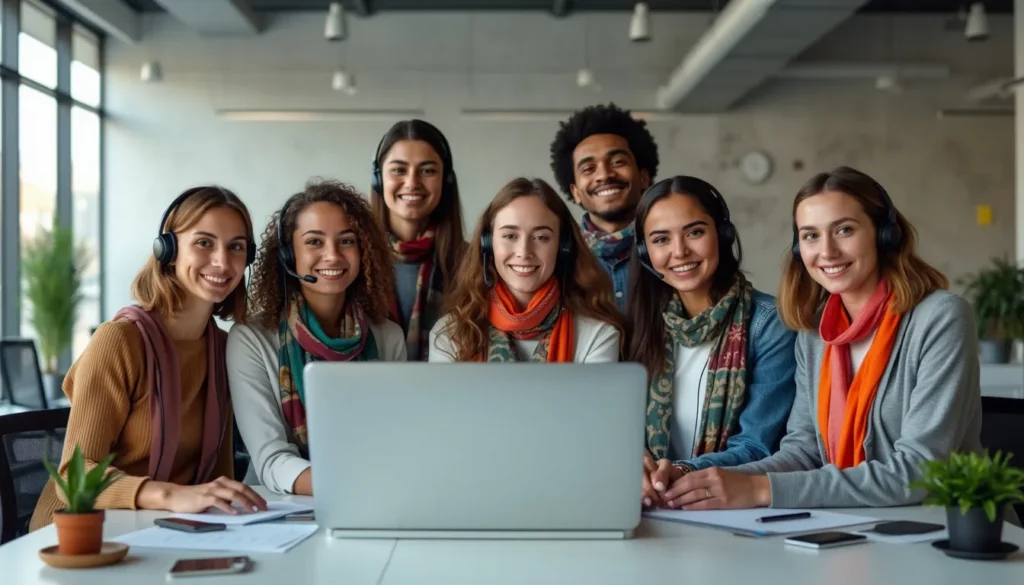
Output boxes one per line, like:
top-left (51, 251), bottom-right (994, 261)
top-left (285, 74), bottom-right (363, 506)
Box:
top-left (303, 362), bottom-right (647, 539)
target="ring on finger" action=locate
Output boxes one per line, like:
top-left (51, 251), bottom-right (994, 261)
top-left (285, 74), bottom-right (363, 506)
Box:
top-left (704, 489), bottom-right (712, 500)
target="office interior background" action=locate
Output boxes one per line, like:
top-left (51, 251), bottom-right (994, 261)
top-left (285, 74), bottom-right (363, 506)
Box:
top-left (0, 0), bottom-right (1020, 391)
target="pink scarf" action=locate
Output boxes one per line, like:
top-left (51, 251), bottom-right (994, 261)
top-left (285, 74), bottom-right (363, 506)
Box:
top-left (817, 279), bottom-right (891, 461)
top-left (115, 306), bottom-right (227, 484)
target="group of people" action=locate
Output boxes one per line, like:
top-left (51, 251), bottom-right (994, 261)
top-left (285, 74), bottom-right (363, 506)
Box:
top-left (30, 103), bottom-right (985, 531)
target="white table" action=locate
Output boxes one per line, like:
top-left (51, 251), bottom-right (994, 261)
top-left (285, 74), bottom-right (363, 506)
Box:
top-left (4, 494), bottom-right (1023, 585)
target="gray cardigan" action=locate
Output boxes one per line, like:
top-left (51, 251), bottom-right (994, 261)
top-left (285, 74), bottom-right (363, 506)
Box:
top-left (733, 290), bottom-right (983, 508)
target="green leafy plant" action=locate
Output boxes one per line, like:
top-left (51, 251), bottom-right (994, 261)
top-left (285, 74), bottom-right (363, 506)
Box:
top-left (42, 445), bottom-right (118, 514)
top-left (910, 450), bottom-right (1024, 522)
top-left (21, 218), bottom-right (90, 373)
top-left (958, 257), bottom-right (1024, 340)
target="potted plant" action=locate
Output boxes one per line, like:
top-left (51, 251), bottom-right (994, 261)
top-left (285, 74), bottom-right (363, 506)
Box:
top-left (911, 451), bottom-right (1024, 553)
top-left (21, 218), bottom-right (90, 401)
top-left (958, 257), bottom-right (1024, 364)
top-left (42, 445), bottom-right (118, 555)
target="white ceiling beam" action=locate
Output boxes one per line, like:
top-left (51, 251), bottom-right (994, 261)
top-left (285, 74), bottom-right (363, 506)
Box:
top-left (56, 0), bottom-right (140, 43)
top-left (152, 0), bottom-right (264, 36)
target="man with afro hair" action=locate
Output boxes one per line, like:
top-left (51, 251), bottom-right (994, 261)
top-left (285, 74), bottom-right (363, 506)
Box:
top-left (549, 103), bottom-right (659, 311)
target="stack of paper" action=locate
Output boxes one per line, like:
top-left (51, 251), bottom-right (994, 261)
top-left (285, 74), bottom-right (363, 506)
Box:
top-left (113, 523), bottom-right (319, 554)
top-left (171, 500), bottom-right (314, 525)
top-left (643, 508), bottom-right (878, 536)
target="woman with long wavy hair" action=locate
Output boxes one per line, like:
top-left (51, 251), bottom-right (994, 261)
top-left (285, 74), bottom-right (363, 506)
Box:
top-left (371, 119), bottom-right (467, 361)
top-left (429, 177), bottom-right (622, 363)
top-left (227, 179), bottom-right (407, 496)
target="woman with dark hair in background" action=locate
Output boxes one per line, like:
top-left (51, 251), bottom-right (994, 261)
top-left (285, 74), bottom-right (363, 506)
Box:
top-left (371, 120), bottom-right (467, 361)
top-left (627, 176), bottom-right (796, 510)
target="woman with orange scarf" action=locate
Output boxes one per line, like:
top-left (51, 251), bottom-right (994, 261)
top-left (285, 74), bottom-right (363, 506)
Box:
top-left (660, 166), bottom-right (983, 511)
top-left (428, 177), bottom-right (623, 363)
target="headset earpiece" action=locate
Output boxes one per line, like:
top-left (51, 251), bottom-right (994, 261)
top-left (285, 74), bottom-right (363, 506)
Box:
top-left (153, 187), bottom-right (203, 267)
top-left (480, 231), bottom-right (494, 288)
top-left (873, 182), bottom-right (902, 253)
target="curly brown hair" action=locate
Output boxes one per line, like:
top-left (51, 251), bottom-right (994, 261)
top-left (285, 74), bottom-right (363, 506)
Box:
top-left (248, 179), bottom-right (396, 330)
top-left (436, 177), bottom-right (623, 361)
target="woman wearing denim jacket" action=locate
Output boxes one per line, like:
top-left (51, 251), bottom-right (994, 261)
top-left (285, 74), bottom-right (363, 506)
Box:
top-left (626, 176), bottom-right (797, 509)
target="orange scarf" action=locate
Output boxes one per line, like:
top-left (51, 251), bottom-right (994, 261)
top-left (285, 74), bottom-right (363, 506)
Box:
top-left (487, 278), bottom-right (574, 362)
top-left (817, 280), bottom-right (902, 469)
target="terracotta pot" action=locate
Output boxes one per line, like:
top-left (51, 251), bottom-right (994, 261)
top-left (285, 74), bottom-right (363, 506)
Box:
top-left (53, 510), bottom-right (105, 555)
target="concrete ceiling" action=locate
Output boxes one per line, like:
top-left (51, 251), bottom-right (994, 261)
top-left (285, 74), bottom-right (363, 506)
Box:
top-left (119, 0), bottom-right (1015, 14)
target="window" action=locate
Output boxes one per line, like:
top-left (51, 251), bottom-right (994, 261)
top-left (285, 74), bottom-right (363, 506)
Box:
top-left (19, 85), bottom-right (56, 340)
top-left (19, 1), bottom-right (56, 89)
top-left (72, 26), bottom-right (100, 107)
top-left (72, 107), bottom-right (99, 358)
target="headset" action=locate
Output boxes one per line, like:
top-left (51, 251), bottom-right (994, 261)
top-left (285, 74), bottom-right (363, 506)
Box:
top-left (153, 186), bottom-right (256, 267)
top-left (371, 120), bottom-right (457, 203)
top-left (276, 193), bottom-right (318, 284)
top-left (635, 176), bottom-right (737, 280)
top-left (790, 181), bottom-right (902, 259)
top-left (480, 217), bottom-right (575, 289)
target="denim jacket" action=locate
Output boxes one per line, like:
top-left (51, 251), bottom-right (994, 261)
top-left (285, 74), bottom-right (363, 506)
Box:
top-left (673, 289), bottom-right (797, 471)
top-left (597, 255), bottom-right (631, 313)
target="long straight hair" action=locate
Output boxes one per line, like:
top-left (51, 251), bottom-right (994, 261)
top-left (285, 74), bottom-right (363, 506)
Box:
top-left (438, 178), bottom-right (623, 361)
top-left (777, 166), bottom-right (948, 331)
top-left (370, 120), bottom-right (467, 286)
top-left (626, 176), bottom-right (742, 381)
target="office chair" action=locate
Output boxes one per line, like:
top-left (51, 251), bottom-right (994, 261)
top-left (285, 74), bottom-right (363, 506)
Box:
top-left (0, 408), bottom-right (70, 543)
top-left (980, 396), bottom-right (1024, 525)
top-left (0, 339), bottom-right (49, 410)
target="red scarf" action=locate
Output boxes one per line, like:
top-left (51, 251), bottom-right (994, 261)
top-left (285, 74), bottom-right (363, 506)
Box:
top-left (486, 279), bottom-right (574, 362)
top-left (817, 279), bottom-right (901, 468)
top-left (388, 227), bottom-right (437, 361)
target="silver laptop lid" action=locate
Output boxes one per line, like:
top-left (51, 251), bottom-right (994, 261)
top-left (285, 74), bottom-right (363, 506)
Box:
top-left (304, 362), bottom-right (646, 534)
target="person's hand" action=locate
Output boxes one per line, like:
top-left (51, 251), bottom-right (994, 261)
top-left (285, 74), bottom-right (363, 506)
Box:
top-left (642, 452), bottom-right (685, 508)
top-left (141, 477), bottom-right (268, 514)
top-left (661, 467), bottom-right (771, 510)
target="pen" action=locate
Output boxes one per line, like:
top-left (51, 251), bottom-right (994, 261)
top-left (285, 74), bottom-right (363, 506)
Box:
top-left (755, 512), bottom-right (812, 523)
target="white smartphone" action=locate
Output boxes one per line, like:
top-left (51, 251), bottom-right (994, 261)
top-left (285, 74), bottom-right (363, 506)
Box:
top-left (784, 531), bottom-right (868, 550)
top-left (167, 556), bottom-right (251, 579)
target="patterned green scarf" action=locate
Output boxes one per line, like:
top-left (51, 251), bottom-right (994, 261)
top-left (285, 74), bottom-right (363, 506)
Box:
top-left (484, 307), bottom-right (562, 362)
top-left (278, 295), bottom-right (379, 456)
top-left (646, 274), bottom-right (752, 461)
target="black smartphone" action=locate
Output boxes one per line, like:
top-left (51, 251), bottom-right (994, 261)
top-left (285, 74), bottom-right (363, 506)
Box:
top-left (154, 518), bottom-right (227, 533)
top-left (784, 531), bottom-right (868, 549)
top-left (868, 520), bottom-right (944, 535)
top-left (168, 556), bottom-right (251, 578)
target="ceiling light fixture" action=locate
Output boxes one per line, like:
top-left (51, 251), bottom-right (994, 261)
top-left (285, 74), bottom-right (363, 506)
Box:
top-left (964, 2), bottom-right (989, 41)
top-left (140, 61), bottom-right (163, 83)
top-left (325, 2), bottom-right (346, 42)
top-left (331, 70), bottom-right (357, 95)
top-left (629, 2), bottom-right (651, 43)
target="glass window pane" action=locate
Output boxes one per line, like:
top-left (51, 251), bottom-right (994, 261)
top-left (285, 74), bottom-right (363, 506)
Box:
top-left (19, 85), bottom-right (57, 340)
top-left (19, 1), bottom-right (56, 89)
top-left (72, 27), bottom-right (100, 107)
top-left (72, 107), bottom-right (99, 359)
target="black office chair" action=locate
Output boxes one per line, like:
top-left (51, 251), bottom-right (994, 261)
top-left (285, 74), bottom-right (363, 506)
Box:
top-left (980, 396), bottom-right (1024, 524)
top-left (233, 416), bottom-right (251, 482)
top-left (0, 408), bottom-right (70, 543)
top-left (0, 339), bottom-right (49, 410)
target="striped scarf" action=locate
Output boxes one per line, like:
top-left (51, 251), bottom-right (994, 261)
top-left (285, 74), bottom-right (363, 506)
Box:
top-left (388, 227), bottom-right (439, 361)
top-left (646, 274), bottom-right (752, 460)
top-left (278, 296), bottom-right (378, 456)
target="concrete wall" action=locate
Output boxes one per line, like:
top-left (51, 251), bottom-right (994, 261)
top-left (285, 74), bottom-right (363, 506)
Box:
top-left (103, 11), bottom-right (1015, 317)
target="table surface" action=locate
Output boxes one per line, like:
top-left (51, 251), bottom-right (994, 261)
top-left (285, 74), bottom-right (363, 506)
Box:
top-left (4, 491), bottom-right (1024, 585)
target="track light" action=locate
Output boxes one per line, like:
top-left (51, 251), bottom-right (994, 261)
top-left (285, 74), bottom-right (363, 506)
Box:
top-left (965, 2), bottom-right (989, 41)
top-left (140, 61), bottom-right (163, 83)
top-left (629, 3), bottom-right (650, 43)
top-left (325, 2), bottom-right (345, 42)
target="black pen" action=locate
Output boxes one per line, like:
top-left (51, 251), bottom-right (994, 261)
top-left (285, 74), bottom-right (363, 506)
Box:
top-left (755, 512), bottom-right (812, 523)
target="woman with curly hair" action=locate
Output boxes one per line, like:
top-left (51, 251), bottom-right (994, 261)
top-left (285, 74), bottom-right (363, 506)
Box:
top-left (227, 180), bottom-right (406, 496)
top-left (428, 177), bottom-right (622, 363)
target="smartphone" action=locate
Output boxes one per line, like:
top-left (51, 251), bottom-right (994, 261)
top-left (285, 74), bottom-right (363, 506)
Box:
top-left (784, 531), bottom-right (868, 550)
top-left (167, 556), bottom-right (251, 579)
top-left (154, 518), bottom-right (227, 533)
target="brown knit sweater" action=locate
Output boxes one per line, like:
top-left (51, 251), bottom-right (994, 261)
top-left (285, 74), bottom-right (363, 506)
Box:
top-left (30, 319), bottom-right (234, 531)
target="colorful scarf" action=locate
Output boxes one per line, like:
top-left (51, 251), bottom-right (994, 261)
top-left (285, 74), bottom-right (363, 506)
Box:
top-left (115, 306), bottom-right (227, 484)
top-left (818, 279), bottom-right (901, 469)
top-left (483, 278), bottom-right (574, 362)
top-left (581, 213), bottom-right (634, 267)
top-left (388, 227), bottom-right (439, 361)
top-left (278, 296), bottom-right (379, 455)
top-left (646, 275), bottom-right (753, 460)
